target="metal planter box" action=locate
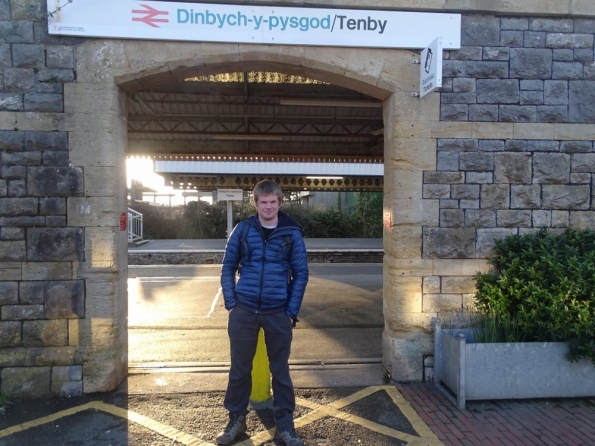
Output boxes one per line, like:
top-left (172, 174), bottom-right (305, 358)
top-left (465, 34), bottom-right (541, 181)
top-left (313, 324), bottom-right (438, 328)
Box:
top-left (433, 321), bottom-right (595, 409)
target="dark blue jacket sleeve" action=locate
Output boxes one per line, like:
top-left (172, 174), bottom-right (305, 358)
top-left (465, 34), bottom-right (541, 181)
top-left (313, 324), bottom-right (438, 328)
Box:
top-left (285, 231), bottom-right (309, 319)
top-left (220, 222), bottom-right (243, 310)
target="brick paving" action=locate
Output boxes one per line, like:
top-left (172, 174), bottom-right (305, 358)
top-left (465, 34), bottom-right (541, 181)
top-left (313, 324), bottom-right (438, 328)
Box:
top-left (397, 383), bottom-right (595, 446)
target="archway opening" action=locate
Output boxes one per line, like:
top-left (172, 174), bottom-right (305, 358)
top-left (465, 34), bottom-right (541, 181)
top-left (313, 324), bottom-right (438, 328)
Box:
top-left (123, 64), bottom-right (387, 379)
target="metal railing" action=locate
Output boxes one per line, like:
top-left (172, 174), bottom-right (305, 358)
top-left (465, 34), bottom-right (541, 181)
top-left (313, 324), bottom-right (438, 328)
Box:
top-left (127, 207), bottom-right (143, 242)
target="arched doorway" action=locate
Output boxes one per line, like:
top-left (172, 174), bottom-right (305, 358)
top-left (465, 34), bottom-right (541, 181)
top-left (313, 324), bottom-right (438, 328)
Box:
top-left (71, 40), bottom-right (439, 391)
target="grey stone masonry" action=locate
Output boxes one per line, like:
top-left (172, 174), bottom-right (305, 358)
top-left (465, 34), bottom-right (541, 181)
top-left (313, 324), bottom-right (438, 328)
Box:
top-left (1, 367), bottom-right (51, 399)
top-left (442, 16), bottom-right (595, 124)
top-left (423, 228), bottom-right (476, 259)
top-left (494, 153), bottom-right (532, 183)
top-left (0, 0), bottom-right (113, 400)
top-left (511, 185), bottom-right (541, 209)
top-left (0, 282), bottom-right (18, 305)
top-left (0, 321), bottom-right (21, 347)
top-left (23, 320), bottom-right (68, 347)
top-left (44, 280), bottom-right (85, 319)
top-left (533, 153), bottom-right (571, 183)
top-left (427, 136), bottom-right (595, 253)
top-left (26, 228), bottom-right (84, 262)
top-left (542, 185), bottom-right (591, 209)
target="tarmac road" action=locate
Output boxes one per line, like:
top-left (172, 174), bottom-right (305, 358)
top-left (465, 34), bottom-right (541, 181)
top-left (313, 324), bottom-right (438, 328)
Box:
top-left (128, 264), bottom-right (384, 366)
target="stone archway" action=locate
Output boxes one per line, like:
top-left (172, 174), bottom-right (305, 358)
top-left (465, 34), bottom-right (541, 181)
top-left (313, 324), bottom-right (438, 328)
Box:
top-left (66, 40), bottom-right (440, 391)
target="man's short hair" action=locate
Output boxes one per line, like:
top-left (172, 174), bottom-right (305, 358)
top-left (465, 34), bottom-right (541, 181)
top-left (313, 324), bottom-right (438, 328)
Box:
top-left (253, 180), bottom-right (284, 204)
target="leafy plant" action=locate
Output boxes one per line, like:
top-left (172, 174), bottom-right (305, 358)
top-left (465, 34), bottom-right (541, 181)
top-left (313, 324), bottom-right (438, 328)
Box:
top-left (474, 229), bottom-right (595, 365)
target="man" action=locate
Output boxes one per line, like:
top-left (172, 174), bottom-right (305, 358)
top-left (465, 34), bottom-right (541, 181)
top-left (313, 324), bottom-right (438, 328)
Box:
top-left (218, 180), bottom-right (309, 446)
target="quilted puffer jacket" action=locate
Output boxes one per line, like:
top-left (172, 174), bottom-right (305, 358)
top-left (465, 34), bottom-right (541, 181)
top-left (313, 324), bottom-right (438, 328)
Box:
top-left (220, 211), bottom-right (309, 320)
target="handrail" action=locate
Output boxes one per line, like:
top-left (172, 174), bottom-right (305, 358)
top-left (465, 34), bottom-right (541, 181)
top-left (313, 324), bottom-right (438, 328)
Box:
top-left (127, 207), bottom-right (143, 242)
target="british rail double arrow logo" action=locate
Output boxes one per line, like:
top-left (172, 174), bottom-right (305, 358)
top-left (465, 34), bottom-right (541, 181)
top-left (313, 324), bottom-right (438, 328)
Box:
top-left (132, 4), bottom-right (169, 28)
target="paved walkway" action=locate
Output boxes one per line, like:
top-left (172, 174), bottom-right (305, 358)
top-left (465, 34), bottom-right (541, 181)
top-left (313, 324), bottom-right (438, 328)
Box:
top-left (399, 383), bottom-right (595, 446)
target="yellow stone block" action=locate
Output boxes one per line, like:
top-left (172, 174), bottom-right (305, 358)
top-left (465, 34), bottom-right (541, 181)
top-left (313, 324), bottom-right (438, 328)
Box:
top-left (392, 198), bottom-right (439, 226)
top-left (555, 124), bottom-right (595, 141)
top-left (387, 168), bottom-right (423, 200)
top-left (513, 123), bottom-right (555, 140)
top-left (387, 137), bottom-right (436, 170)
top-left (383, 275), bottom-right (422, 314)
top-left (472, 122), bottom-right (513, 139)
top-left (384, 226), bottom-right (422, 259)
top-left (431, 258), bottom-right (490, 276)
top-left (384, 257), bottom-right (434, 277)
top-left (431, 121), bottom-right (473, 138)
top-left (572, 0), bottom-right (595, 14)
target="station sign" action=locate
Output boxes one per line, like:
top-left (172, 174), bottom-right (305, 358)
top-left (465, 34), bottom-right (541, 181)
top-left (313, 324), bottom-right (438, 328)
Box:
top-left (47, 0), bottom-right (461, 49)
top-left (216, 189), bottom-right (243, 201)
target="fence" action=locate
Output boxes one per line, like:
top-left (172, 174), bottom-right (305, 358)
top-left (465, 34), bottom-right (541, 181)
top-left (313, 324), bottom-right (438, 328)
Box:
top-left (128, 207), bottom-right (143, 242)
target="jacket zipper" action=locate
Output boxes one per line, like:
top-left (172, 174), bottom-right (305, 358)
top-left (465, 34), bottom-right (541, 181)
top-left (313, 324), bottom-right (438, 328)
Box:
top-left (257, 226), bottom-right (267, 312)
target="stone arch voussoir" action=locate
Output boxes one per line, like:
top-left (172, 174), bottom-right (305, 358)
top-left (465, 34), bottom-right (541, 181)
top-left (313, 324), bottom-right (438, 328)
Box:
top-left (112, 41), bottom-right (410, 99)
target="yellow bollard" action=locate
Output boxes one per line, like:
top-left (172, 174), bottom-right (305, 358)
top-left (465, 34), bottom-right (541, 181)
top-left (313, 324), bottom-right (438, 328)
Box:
top-left (250, 328), bottom-right (272, 406)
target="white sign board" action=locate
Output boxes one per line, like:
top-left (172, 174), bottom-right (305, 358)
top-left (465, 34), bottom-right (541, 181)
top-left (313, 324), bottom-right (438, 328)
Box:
top-left (47, 0), bottom-right (461, 49)
top-left (217, 189), bottom-right (243, 201)
top-left (420, 37), bottom-right (443, 98)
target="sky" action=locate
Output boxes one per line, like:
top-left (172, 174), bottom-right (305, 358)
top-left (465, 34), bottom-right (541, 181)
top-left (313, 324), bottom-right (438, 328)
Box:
top-left (126, 157), bottom-right (199, 206)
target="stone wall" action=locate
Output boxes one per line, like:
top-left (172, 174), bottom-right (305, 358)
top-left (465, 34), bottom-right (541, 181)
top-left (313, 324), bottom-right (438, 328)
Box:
top-left (0, 1), bottom-right (86, 398)
top-left (0, 0), bottom-right (128, 398)
top-left (421, 15), bottom-right (595, 379)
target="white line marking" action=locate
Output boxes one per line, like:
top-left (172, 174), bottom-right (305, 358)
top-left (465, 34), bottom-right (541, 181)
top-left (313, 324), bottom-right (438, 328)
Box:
top-left (208, 288), bottom-right (223, 318)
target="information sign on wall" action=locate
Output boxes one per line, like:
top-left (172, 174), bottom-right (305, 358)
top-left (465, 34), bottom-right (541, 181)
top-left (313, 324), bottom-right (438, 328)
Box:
top-left (420, 37), bottom-right (443, 98)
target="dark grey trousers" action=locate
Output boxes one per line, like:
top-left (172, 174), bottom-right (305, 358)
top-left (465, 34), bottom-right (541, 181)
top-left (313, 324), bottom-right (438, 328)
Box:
top-left (224, 305), bottom-right (296, 431)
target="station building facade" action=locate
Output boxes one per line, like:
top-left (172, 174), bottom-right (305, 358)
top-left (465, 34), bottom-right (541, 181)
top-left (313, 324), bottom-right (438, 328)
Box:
top-left (0, 0), bottom-right (594, 396)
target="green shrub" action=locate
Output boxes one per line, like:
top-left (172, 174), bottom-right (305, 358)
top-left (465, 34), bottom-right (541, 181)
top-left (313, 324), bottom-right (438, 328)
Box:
top-left (283, 203), bottom-right (355, 238)
top-left (132, 191), bottom-right (382, 239)
top-left (128, 202), bottom-right (184, 239)
top-left (474, 229), bottom-right (595, 365)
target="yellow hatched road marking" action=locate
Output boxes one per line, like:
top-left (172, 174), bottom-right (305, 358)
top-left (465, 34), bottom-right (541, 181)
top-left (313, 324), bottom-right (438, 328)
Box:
top-left (93, 401), bottom-right (214, 446)
top-left (0, 386), bottom-right (442, 446)
top-left (0, 401), bottom-right (215, 446)
top-left (0, 402), bottom-right (97, 438)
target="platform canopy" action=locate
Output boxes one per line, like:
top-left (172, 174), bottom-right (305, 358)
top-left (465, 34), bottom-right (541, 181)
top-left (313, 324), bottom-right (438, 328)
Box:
top-left (126, 71), bottom-right (385, 191)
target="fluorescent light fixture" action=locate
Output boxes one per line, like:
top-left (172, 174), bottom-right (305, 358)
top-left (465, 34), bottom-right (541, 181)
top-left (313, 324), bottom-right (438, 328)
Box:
top-left (279, 99), bottom-right (382, 108)
top-left (211, 135), bottom-right (284, 141)
top-left (306, 176), bottom-right (344, 180)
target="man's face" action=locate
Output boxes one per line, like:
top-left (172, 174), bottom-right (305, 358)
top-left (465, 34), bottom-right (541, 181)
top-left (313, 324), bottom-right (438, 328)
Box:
top-left (256, 194), bottom-right (280, 226)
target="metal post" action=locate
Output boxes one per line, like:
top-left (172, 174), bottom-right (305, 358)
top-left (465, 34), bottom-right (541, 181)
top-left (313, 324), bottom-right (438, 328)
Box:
top-left (433, 318), bottom-right (442, 385)
top-left (457, 332), bottom-right (467, 410)
top-left (226, 200), bottom-right (233, 238)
